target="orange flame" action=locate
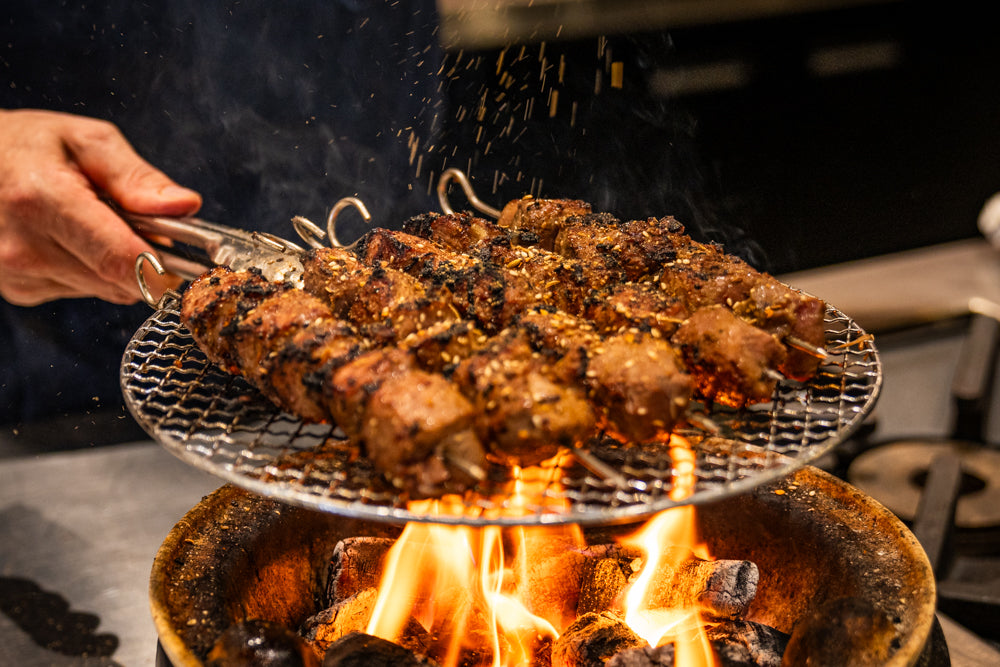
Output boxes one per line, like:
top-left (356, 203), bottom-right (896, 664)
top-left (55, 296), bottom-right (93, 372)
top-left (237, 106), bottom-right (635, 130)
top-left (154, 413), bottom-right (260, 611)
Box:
top-left (618, 507), bottom-right (716, 665)
top-left (618, 435), bottom-right (717, 666)
top-left (366, 437), bottom-right (717, 666)
top-left (367, 465), bottom-right (575, 666)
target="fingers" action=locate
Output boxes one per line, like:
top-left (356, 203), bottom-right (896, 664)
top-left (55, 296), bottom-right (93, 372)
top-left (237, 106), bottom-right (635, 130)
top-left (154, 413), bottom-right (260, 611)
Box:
top-left (1, 240), bottom-right (183, 307)
top-left (0, 110), bottom-right (200, 306)
top-left (50, 189), bottom-right (182, 303)
top-left (63, 116), bottom-right (203, 217)
top-left (0, 197), bottom-right (180, 306)
top-left (0, 216), bottom-right (143, 306)
top-left (3, 263), bottom-right (137, 307)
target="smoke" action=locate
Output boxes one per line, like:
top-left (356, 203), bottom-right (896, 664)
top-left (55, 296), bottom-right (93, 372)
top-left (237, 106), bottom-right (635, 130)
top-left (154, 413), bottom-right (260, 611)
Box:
top-left (68, 0), bottom-right (448, 235)
top-left (0, 1), bottom-right (769, 422)
top-left (426, 28), bottom-right (765, 265)
top-left (0, 0), bottom-right (447, 421)
top-left (3, 1), bottom-right (757, 258)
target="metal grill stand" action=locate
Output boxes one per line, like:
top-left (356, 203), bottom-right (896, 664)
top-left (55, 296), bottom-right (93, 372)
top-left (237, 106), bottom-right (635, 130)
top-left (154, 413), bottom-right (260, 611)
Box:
top-left (121, 298), bottom-right (881, 526)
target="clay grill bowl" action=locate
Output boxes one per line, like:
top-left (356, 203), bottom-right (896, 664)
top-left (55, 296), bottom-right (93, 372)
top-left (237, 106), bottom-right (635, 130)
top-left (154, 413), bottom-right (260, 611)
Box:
top-left (150, 466), bottom-right (937, 666)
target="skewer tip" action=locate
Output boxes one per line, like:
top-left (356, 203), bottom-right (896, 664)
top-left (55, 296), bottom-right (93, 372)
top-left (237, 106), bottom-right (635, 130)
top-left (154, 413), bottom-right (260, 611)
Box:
top-left (687, 412), bottom-right (722, 435)
top-left (765, 368), bottom-right (787, 383)
top-left (785, 335), bottom-right (829, 360)
top-left (445, 453), bottom-right (487, 482)
top-left (571, 445), bottom-right (630, 489)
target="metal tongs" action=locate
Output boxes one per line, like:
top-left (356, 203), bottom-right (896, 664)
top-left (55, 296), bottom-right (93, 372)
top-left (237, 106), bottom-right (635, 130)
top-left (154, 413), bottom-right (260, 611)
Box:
top-left (126, 168), bottom-right (480, 305)
top-left (122, 209), bottom-right (306, 307)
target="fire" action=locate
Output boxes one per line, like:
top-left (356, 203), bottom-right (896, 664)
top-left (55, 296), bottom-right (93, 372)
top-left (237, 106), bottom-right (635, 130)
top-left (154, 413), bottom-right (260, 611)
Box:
top-left (617, 436), bottom-right (715, 666)
top-left (365, 436), bottom-right (717, 666)
top-left (619, 506), bottom-right (716, 665)
top-left (366, 513), bottom-right (569, 666)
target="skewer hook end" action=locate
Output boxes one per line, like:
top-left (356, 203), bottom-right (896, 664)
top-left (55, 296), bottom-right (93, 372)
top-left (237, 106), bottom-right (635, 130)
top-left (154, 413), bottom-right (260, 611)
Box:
top-left (135, 251), bottom-right (181, 310)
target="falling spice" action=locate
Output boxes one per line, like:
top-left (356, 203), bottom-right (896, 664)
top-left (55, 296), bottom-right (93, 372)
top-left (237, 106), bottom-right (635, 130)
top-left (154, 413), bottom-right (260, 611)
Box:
top-left (611, 61), bottom-right (624, 88)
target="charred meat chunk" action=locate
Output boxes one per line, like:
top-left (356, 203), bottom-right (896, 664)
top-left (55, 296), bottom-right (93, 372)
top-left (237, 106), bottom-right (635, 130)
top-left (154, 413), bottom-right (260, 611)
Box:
top-left (672, 306), bottom-right (786, 407)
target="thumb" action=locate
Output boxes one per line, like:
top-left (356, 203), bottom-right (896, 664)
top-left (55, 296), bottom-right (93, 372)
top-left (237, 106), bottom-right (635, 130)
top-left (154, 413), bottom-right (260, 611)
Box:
top-left (65, 118), bottom-right (202, 216)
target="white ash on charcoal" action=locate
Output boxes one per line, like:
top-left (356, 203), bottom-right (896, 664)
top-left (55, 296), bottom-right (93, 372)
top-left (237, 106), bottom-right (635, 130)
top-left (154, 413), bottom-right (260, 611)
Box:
top-left (598, 620), bottom-right (789, 667)
top-left (322, 631), bottom-right (440, 667)
top-left (324, 536), bottom-right (395, 603)
top-left (706, 620), bottom-right (788, 667)
top-left (606, 643), bottom-right (676, 667)
top-left (550, 611), bottom-right (647, 667)
top-left (782, 596), bottom-right (898, 666)
top-left (707, 620), bottom-right (789, 667)
top-left (301, 587), bottom-right (430, 658)
top-left (564, 543), bottom-right (758, 621)
top-left (302, 588), bottom-right (375, 655)
top-left (639, 548), bottom-right (759, 621)
top-left (206, 619), bottom-right (321, 667)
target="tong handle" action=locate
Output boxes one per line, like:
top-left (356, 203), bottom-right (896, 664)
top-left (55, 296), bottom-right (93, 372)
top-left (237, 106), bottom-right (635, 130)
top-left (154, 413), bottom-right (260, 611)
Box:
top-left (121, 211), bottom-right (231, 280)
top-left (118, 208), bottom-right (304, 281)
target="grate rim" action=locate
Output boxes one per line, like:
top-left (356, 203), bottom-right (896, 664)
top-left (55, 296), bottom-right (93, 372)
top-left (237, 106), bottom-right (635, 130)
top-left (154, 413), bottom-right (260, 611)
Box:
top-left (121, 301), bottom-right (881, 526)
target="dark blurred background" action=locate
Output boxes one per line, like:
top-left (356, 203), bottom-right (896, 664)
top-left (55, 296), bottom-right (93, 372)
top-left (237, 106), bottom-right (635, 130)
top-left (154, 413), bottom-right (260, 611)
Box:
top-left (437, 0), bottom-right (1000, 274)
top-left (2, 0), bottom-right (999, 447)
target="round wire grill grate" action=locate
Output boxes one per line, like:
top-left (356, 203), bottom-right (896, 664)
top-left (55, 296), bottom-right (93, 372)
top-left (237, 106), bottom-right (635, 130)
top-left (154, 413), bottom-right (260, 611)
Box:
top-left (121, 299), bottom-right (881, 526)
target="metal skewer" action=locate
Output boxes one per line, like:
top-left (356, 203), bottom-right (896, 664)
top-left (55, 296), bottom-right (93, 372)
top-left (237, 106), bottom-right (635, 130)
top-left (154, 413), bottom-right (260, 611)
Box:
top-left (571, 445), bottom-right (630, 489)
top-left (292, 196), bottom-right (372, 250)
top-left (785, 335), bottom-right (830, 360)
top-left (327, 197), bottom-right (372, 248)
top-left (291, 215), bottom-right (327, 249)
top-left (437, 168), bottom-right (502, 219)
top-left (134, 251), bottom-right (182, 310)
top-left (687, 412), bottom-right (723, 436)
top-left (765, 368), bottom-right (788, 383)
top-left (444, 453), bottom-right (487, 483)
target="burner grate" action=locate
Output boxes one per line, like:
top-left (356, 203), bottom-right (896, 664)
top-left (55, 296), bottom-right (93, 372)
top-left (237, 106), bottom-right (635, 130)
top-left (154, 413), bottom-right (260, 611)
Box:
top-left (121, 300), bottom-right (881, 526)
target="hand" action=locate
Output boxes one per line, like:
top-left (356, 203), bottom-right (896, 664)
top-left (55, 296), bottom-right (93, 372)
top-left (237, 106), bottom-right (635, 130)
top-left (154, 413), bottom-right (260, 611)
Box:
top-left (0, 109), bottom-right (202, 306)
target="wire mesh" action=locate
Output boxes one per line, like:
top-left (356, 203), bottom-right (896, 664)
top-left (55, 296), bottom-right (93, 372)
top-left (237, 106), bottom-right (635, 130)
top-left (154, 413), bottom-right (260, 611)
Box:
top-left (121, 301), bottom-right (881, 526)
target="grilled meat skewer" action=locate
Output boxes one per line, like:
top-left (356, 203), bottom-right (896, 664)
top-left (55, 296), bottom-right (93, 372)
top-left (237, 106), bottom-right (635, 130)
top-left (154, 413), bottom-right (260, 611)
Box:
top-left (396, 213), bottom-right (785, 406)
top-left (356, 228), bottom-right (573, 333)
top-left (298, 247), bottom-right (607, 460)
top-left (353, 228), bottom-right (706, 423)
top-left (180, 266), bottom-right (289, 374)
top-left (300, 244), bottom-right (460, 346)
top-left (672, 306), bottom-right (787, 406)
top-left (325, 345), bottom-right (487, 496)
top-left (516, 308), bottom-right (692, 441)
top-left (301, 246), bottom-right (490, 377)
top-left (180, 266), bottom-right (486, 498)
top-left (449, 325), bottom-right (597, 466)
top-left (496, 197), bottom-right (827, 380)
top-left (177, 195), bottom-right (824, 494)
top-left (302, 246), bottom-right (691, 441)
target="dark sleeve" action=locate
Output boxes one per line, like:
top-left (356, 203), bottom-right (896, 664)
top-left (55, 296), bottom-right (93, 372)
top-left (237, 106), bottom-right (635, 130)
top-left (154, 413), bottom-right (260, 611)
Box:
top-left (0, 0), bottom-right (444, 425)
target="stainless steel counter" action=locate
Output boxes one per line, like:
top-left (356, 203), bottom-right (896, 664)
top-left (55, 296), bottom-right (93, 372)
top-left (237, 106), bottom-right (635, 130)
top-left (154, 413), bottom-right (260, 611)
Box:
top-left (0, 442), bottom-right (219, 667)
top-left (781, 238), bottom-right (1000, 334)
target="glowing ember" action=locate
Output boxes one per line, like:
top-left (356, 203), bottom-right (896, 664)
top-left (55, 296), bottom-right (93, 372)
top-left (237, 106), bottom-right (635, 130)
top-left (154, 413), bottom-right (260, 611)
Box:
top-left (365, 438), bottom-right (719, 666)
